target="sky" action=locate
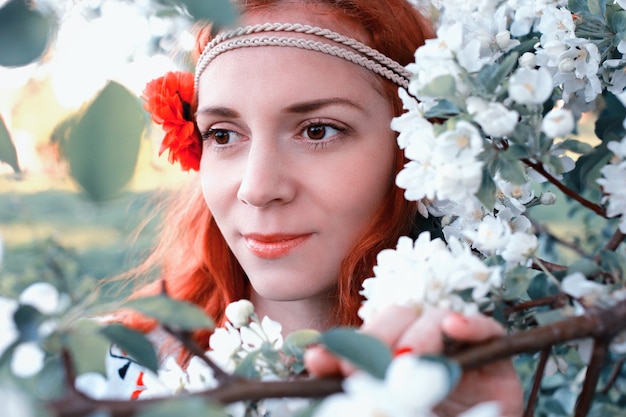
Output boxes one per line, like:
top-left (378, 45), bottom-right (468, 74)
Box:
top-left (1, 0), bottom-right (194, 108)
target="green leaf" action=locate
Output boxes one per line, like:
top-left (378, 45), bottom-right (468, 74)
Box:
top-left (476, 52), bottom-right (518, 95)
top-left (0, 0), bottom-right (52, 67)
top-left (100, 324), bottom-right (159, 373)
top-left (568, 0), bottom-right (589, 14)
top-left (598, 249), bottom-right (624, 277)
top-left (64, 81), bottom-right (144, 201)
top-left (163, 0), bottom-right (237, 28)
top-left (14, 305), bottom-right (44, 342)
top-left (282, 329), bottom-right (321, 359)
top-left (587, 0), bottom-right (607, 17)
top-left (567, 258), bottom-right (601, 277)
top-left (595, 91), bottom-right (626, 141)
top-left (424, 99), bottom-right (461, 119)
top-left (527, 273), bottom-right (560, 300)
top-left (534, 308), bottom-right (570, 325)
top-left (475, 169), bottom-right (496, 210)
top-left (497, 159), bottom-right (527, 185)
top-left (136, 397), bottom-right (229, 417)
top-left (611, 10), bottom-right (626, 33)
top-left (418, 74), bottom-right (457, 100)
top-left (234, 350), bottom-right (261, 379)
top-left (66, 323), bottom-right (111, 376)
top-left (0, 115), bottom-right (20, 173)
top-left (563, 143), bottom-right (611, 193)
top-left (557, 139), bottom-right (594, 155)
top-left (125, 295), bottom-right (214, 330)
top-left (503, 144), bottom-right (530, 160)
top-left (320, 327), bottom-right (391, 380)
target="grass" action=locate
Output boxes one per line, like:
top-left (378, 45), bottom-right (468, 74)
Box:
top-left (0, 154), bottom-right (190, 301)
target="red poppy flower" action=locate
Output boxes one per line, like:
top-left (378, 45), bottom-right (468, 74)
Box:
top-left (142, 71), bottom-right (201, 171)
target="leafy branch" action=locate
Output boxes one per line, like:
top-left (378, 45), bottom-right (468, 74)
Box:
top-left (45, 297), bottom-right (626, 417)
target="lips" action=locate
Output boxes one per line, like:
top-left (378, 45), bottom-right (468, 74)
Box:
top-left (243, 233), bottom-right (311, 259)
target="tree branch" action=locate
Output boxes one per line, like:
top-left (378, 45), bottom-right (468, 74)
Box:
top-left (523, 348), bottom-right (550, 417)
top-left (521, 158), bottom-right (606, 217)
top-left (46, 298), bottom-right (626, 417)
top-left (574, 338), bottom-right (609, 417)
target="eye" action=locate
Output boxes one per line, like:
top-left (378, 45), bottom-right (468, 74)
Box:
top-left (202, 128), bottom-right (242, 145)
top-left (302, 124), bottom-right (341, 141)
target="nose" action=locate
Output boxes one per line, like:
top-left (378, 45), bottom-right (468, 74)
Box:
top-left (236, 140), bottom-right (296, 208)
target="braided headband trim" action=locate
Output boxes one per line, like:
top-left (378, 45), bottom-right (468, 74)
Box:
top-left (194, 22), bottom-right (411, 91)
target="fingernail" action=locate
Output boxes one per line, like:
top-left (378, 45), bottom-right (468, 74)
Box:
top-left (393, 346), bottom-right (414, 357)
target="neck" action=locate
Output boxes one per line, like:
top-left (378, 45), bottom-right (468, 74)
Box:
top-left (249, 291), bottom-right (334, 337)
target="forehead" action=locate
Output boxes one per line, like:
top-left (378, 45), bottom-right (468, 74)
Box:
top-left (197, 45), bottom-right (381, 110)
top-left (196, 6), bottom-right (384, 108)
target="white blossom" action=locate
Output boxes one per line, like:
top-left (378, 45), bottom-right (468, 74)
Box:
top-left (11, 342), bottom-right (45, 379)
top-left (561, 272), bottom-right (609, 302)
top-left (225, 299), bottom-right (254, 328)
top-left (540, 192), bottom-right (557, 205)
top-left (466, 97), bottom-right (519, 137)
top-left (500, 232), bottom-right (538, 265)
top-left (508, 66), bottom-right (554, 105)
top-left (240, 316), bottom-right (283, 351)
top-left (0, 386), bottom-right (34, 417)
top-left (19, 282), bottom-right (64, 315)
top-left (313, 355), bottom-right (451, 417)
top-left (597, 137), bottom-right (626, 232)
top-left (464, 215), bottom-right (512, 253)
top-left (208, 323), bottom-right (242, 371)
top-left (537, 6), bottom-right (575, 45)
top-left (542, 108), bottom-right (575, 138)
top-left (359, 233), bottom-right (499, 322)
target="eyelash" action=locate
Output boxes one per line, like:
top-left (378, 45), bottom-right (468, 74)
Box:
top-left (200, 119), bottom-right (348, 151)
top-left (298, 120), bottom-right (347, 150)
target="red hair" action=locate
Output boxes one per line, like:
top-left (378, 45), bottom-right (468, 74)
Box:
top-left (123, 0), bottom-right (434, 354)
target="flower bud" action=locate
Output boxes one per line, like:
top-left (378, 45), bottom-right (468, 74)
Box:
top-left (225, 299), bottom-right (255, 328)
top-left (540, 192), bottom-right (557, 205)
top-left (495, 31), bottom-right (512, 49)
top-left (518, 52), bottom-right (536, 68)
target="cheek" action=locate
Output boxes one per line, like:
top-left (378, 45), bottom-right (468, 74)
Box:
top-left (199, 156), bottom-right (231, 215)
top-left (329, 140), bottom-right (398, 229)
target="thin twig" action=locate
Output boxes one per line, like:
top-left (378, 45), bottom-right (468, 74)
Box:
top-left (521, 158), bottom-right (607, 217)
top-left (603, 230), bottom-right (626, 252)
top-left (523, 348), bottom-right (550, 417)
top-left (574, 338), bottom-right (609, 417)
top-left (161, 324), bottom-right (235, 385)
top-left (600, 357), bottom-right (625, 395)
top-left (529, 217), bottom-right (589, 258)
top-left (531, 258), bottom-right (568, 273)
top-left (504, 294), bottom-right (568, 315)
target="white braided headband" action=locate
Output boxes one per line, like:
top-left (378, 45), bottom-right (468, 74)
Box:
top-left (194, 22), bottom-right (412, 91)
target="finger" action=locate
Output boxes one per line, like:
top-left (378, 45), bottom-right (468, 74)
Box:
top-left (360, 305), bottom-right (422, 347)
top-left (441, 312), bottom-right (505, 342)
top-left (394, 307), bottom-right (449, 354)
top-left (303, 345), bottom-right (343, 376)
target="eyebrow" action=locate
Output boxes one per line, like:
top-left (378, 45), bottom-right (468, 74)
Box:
top-left (284, 98), bottom-right (365, 114)
top-left (195, 106), bottom-right (240, 118)
top-left (196, 97), bottom-right (365, 119)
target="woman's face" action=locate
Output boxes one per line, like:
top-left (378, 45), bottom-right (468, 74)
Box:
top-left (196, 8), bottom-right (397, 306)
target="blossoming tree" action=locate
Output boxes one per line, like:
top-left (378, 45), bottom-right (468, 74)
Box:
top-left (3, 0), bottom-right (626, 416)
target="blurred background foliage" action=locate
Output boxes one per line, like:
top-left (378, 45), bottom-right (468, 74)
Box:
top-left (0, 0), bottom-right (235, 300)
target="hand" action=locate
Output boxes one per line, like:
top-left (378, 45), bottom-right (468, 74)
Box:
top-left (304, 305), bottom-right (524, 417)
